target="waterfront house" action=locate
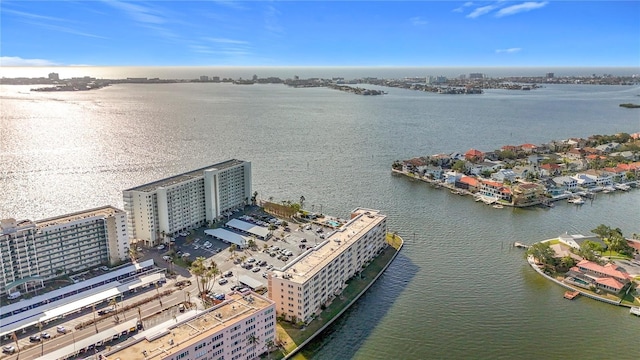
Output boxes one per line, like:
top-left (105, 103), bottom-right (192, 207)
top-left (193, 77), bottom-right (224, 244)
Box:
top-left (520, 143), bottom-right (539, 153)
top-left (464, 149), bottom-right (484, 162)
top-left (568, 158), bottom-right (589, 172)
top-left (511, 182), bottom-right (545, 206)
top-left (430, 153), bottom-right (453, 167)
top-left (552, 176), bottom-right (578, 191)
top-left (582, 170), bottom-right (613, 186)
top-left (423, 165), bottom-right (444, 180)
top-left (479, 180), bottom-right (511, 202)
top-left (483, 151), bottom-right (500, 161)
top-left (602, 167), bottom-right (627, 183)
top-left (455, 176), bottom-right (480, 192)
top-left (491, 169), bottom-right (517, 183)
top-left (576, 260), bottom-right (631, 284)
top-left (572, 174), bottom-right (597, 188)
top-left (542, 179), bottom-right (565, 196)
top-left (595, 277), bottom-right (626, 293)
top-left (402, 157), bottom-right (427, 173)
top-left (501, 145), bottom-right (520, 152)
top-left (444, 171), bottom-right (463, 184)
top-left (558, 233), bottom-right (605, 250)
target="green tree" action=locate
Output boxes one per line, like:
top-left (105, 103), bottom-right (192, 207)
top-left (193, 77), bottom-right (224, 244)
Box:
top-left (452, 160), bottom-right (466, 173)
top-left (526, 242), bottom-right (556, 269)
top-left (190, 257), bottom-right (207, 295)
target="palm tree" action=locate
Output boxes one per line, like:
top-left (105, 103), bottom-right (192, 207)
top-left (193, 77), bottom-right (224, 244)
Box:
top-left (228, 244), bottom-right (237, 261)
top-left (190, 257), bottom-right (207, 296)
top-left (299, 195), bottom-right (305, 209)
top-left (109, 298), bottom-right (119, 322)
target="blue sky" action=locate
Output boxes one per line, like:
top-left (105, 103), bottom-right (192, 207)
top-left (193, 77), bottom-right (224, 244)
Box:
top-left (1, 1), bottom-right (638, 67)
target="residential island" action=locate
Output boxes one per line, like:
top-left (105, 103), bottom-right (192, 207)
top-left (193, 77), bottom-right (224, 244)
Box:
top-left (524, 226), bottom-right (640, 311)
top-left (0, 159), bottom-right (402, 360)
top-left (392, 132), bottom-right (640, 208)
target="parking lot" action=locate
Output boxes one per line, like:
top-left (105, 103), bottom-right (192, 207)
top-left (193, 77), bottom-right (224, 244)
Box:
top-left (155, 209), bottom-right (341, 298)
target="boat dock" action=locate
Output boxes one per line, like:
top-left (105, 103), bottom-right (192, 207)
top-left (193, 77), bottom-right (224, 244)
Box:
top-left (563, 290), bottom-right (580, 300)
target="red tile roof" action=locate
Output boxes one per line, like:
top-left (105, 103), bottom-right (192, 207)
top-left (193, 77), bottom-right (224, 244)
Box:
top-left (520, 143), bottom-right (538, 149)
top-left (577, 260), bottom-right (631, 281)
top-left (501, 145), bottom-right (519, 151)
top-left (627, 239), bottom-right (640, 253)
top-left (596, 277), bottom-right (624, 291)
top-left (540, 163), bottom-right (561, 170)
top-left (465, 149), bottom-right (484, 158)
top-left (482, 180), bottom-right (503, 188)
top-left (459, 176), bottom-right (480, 187)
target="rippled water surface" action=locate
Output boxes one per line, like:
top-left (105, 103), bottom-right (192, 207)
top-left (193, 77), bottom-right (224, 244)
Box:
top-left (1, 82), bottom-right (639, 359)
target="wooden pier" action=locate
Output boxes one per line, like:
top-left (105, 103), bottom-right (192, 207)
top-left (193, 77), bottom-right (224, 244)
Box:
top-left (564, 290), bottom-right (580, 300)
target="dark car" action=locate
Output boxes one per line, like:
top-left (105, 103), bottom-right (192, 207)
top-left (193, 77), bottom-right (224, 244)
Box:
top-left (29, 334), bottom-right (41, 342)
top-left (41, 332), bottom-right (51, 339)
top-left (98, 308), bottom-right (114, 316)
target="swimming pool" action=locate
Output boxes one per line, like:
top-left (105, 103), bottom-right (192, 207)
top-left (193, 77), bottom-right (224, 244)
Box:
top-left (327, 220), bottom-right (340, 227)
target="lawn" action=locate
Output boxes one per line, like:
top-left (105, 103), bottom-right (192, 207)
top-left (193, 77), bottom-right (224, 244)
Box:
top-left (269, 234), bottom-right (402, 359)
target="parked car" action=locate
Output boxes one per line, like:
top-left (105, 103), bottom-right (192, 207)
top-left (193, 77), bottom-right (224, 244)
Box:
top-left (157, 244), bottom-right (165, 250)
top-left (251, 267), bottom-right (261, 273)
top-left (262, 272), bottom-right (269, 278)
top-left (218, 278), bottom-right (228, 285)
top-left (41, 332), bottom-right (51, 339)
top-left (247, 257), bottom-right (256, 263)
top-left (266, 264), bottom-right (274, 270)
top-left (2, 345), bottom-right (16, 354)
top-left (178, 303), bottom-right (185, 312)
top-left (162, 255), bottom-right (171, 261)
top-left (98, 308), bottom-right (114, 315)
top-left (56, 325), bottom-right (66, 334)
top-left (29, 334), bottom-right (41, 342)
top-left (223, 270), bottom-right (233, 277)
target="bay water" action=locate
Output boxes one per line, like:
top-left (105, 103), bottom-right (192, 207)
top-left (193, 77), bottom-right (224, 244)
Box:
top-left (1, 78), bottom-right (639, 359)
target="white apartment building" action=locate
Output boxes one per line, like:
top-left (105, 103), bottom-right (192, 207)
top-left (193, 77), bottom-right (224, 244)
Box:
top-left (123, 160), bottom-right (252, 246)
top-left (0, 206), bottom-right (129, 297)
top-left (268, 208), bottom-right (387, 323)
top-left (103, 292), bottom-right (276, 360)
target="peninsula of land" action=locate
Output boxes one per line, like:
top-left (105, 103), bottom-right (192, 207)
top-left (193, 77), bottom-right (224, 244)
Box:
top-left (392, 132), bottom-right (640, 208)
top-left (524, 226), bottom-right (640, 309)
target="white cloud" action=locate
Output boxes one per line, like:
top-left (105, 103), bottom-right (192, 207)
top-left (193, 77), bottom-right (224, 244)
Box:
top-left (410, 16), bottom-right (428, 26)
top-left (2, 9), bottom-right (66, 22)
top-left (0, 56), bottom-right (58, 66)
top-left (496, 2), bottom-right (548, 17)
top-left (466, 4), bottom-right (498, 18)
top-left (496, 47), bottom-right (522, 53)
top-left (103, 0), bottom-right (165, 24)
top-left (204, 38), bottom-right (250, 45)
top-left (453, 2), bottom-right (475, 13)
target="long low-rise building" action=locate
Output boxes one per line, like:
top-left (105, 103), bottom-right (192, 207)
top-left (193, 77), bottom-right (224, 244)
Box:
top-left (0, 206), bottom-right (129, 297)
top-left (0, 260), bottom-right (158, 337)
top-left (268, 208), bottom-right (387, 323)
top-left (102, 291), bottom-right (276, 360)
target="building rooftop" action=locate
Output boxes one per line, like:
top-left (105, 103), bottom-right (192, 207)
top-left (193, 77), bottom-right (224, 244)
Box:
top-left (35, 205), bottom-right (124, 229)
top-left (124, 159), bottom-right (246, 193)
top-left (273, 208), bottom-right (385, 284)
top-left (105, 292), bottom-right (273, 360)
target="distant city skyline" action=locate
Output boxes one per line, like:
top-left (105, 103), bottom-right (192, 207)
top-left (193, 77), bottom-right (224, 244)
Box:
top-left (1, 1), bottom-right (638, 67)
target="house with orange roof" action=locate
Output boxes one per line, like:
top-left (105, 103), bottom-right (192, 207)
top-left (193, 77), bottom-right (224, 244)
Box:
top-left (501, 145), bottom-right (520, 152)
top-left (540, 163), bottom-right (562, 177)
top-left (595, 277), bottom-right (626, 293)
top-left (464, 149), bottom-right (484, 162)
top-left (479, 179), bottom-right (512, 202)
top-left (565, 148), bottom-right (584, 160)
top-left (455, 176), bottom-right (480, 192)
top-left (576, 260), bottom-right (631, 284)
top-left (520, 143), bottom-right (538, 153)
top-left (602, 167), bottom-right (627, 182)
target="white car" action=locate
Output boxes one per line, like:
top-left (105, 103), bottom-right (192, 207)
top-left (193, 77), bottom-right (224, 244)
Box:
top-left (56, 325), bottom-right (66, 334)
top-left (157, 244), bottom-right (165, 250)
top-left (218, 278), bottom-right (228, 285)
top-left (162, 255), bottom-right (171, 261)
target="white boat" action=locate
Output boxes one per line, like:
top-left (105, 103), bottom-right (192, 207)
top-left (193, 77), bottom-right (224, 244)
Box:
top-left (631, 306), bottom-right (640, 316)
top-left (493, 204), bottom-right (504, 209)
top-left (615, 183), bottom-right (630, 191)
top-left (568, 197), bottom-right (585, 205)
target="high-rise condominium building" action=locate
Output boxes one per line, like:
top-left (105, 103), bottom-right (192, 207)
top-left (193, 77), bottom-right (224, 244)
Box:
top-left (123, 160), bottom-right (252, 246)
top-left (0, 206), bottom-right (129, 296)
top-left (268, 208), bottom-right (387, 323)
